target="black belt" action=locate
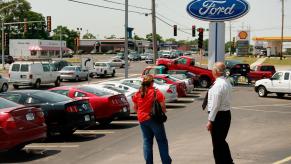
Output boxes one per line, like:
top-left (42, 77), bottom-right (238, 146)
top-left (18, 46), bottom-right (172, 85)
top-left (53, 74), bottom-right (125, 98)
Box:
top-left (208, 110), bottom-right (230, 114)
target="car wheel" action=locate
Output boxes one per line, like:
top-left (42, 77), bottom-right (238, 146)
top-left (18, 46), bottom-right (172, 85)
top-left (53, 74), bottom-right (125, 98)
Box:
top-left (55, 78), bottom-right (61, 87)
top-left (98, 119), bottom-right (113, 126)
top-left (276, 93), bottom-right (285, 98)
top-left (34, 80), bottom-right (41, 89)
top-left (103, 71), bottom-right (107, 77)
top-left (1, 83), bottom-right (8, 92)
top-left (75, 76), bottom-right (80, 81)
top-left (199, 77), bottom-right (210, 88)
top-left (61, 129), bottom-right (76, 136)
top-left (120, 64), bottom-right (125, 68)
top-left (112, 70), bottom-right (115, 77)
top-left (258, 86), bottom-right (267, 97)
top-left (13, 84), bottom-right (19, 89)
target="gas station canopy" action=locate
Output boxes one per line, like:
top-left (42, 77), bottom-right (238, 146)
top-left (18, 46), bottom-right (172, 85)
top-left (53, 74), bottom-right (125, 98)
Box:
top-left (253, 37), bottom-right (291, 42)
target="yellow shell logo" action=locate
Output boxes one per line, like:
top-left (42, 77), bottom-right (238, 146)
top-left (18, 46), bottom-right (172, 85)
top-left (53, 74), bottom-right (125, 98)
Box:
top-left (238, 31), bottom-right (248, 39)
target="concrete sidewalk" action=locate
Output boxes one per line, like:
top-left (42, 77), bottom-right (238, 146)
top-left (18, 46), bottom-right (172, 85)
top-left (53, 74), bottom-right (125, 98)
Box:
top-left (250, 58), bottom-right (266, 68)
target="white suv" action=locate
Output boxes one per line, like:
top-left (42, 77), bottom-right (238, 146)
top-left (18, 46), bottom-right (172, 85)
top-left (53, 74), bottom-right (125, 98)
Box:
top-left (9, 61), bottom-right (61, 89)
top-left (0, 74), bottom-right (9, 92)
top-left (92, 62), bottom-right (116, 77)
top-left (255, 70), bottom-right (291, 98)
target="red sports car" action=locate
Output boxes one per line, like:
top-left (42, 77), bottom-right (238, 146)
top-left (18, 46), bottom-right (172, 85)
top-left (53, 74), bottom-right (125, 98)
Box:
top-left (0, 97), bottom-right (46, 152)
top-left (49, 85), bottom-right (130, 125)
top-left (154, 74), bottom-right (187, 97)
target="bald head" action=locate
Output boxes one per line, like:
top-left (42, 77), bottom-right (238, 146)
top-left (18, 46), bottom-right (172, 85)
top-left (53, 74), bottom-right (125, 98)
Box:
top-left (212, 62), bottom-right (226, 78)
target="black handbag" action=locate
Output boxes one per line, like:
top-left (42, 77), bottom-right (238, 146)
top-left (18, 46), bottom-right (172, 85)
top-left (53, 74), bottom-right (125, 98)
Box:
top-left (150, 89), bottom-right (167, 123)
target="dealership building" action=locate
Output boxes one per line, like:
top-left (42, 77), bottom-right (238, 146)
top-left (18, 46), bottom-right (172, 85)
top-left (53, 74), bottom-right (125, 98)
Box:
top-left (9, 39), bottom-right (69, 59)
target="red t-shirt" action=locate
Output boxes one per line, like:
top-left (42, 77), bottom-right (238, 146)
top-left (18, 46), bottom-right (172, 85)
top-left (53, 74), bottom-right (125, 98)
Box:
top-left (132, 87), bottom-right (165, 123)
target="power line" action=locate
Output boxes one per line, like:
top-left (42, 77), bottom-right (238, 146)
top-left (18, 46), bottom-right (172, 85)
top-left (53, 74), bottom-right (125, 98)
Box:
top-left (68, 0), bottom-right (148, 15)
top-left (98, 0), bottom-right (151, 11)
top-left (156, 16), bottom-right (192, 36)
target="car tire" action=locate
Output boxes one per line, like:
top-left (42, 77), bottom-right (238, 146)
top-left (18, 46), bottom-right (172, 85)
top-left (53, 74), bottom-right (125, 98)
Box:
top-left (112, 70), bottom-right (115, 77)
top-left (120, 64), bottom-right (125, 68)
top-left (98, 119), bottom-right (113, 126)
top-left (103, 71), bottom-right (107, 77)
top-left (61, 129), bottom-right (76, 136)
top-left (34, 80), bottom-right (41, 89)
top-left (199, 77), bottom-right (210, 88)
top-left (13, 84), bottom-right (19, 89)
top-left (1, 83), bottom-right (8, 92)
top-left (258, 86), bottom-right (267, 97)
top-left (55, 78), bottom-right (61, 87)
top-left (276, 93), bottom-right (285, 98)
top-left (75, 76), bottom-right (80, 81)
top-left (85, 74), bottom-right (89, 81)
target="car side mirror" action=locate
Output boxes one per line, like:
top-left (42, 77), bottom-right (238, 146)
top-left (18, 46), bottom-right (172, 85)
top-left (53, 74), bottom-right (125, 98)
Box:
top-left (270, 77), bottom-right (274, 80)
top-left (190, 61), bottom-right (195, 66)
top-left (174, 60), bottom-right (178, 64)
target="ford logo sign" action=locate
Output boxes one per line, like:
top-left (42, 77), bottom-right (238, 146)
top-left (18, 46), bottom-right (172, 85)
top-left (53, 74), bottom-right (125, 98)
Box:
top-left (186, 0), bottom-right (250, 21)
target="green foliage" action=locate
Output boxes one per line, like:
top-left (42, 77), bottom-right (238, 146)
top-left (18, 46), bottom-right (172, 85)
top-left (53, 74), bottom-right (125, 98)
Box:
top-left (133, 35), bottom-right (144, 40)
top-left (51, 26), bottom-right (79, 50)
top-left (146, 33), bottom-right (164, 43)
top-left (83, 33), bottom-right (96, 39)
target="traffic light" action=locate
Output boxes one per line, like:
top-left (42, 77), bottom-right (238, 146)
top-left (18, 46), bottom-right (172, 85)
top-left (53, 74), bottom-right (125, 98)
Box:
top-left (192, 25), bottom-right (196, 37)
top-left (24, 18), bottom-right (28, 33)
top-left (4, 33), bottom-right (9, 48)
top-left (47, 16), bottom-right (51, 32)
top-left (173, 25), bottom-right (177, 36)
top-left (198, 28), bottom-right (204, 49)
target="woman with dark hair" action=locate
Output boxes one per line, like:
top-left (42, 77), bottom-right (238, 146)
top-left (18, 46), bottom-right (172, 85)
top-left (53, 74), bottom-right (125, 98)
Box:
top-left (132, 75), bottom-right (172, 164)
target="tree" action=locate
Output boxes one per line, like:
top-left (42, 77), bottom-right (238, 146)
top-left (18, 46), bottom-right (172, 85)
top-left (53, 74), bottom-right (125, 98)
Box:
top-left (83, 33), bottom-right (96, 39)
top-left (106, 34), bottom-right (116, 39)
top-left (165, 38), bottom-right (177, 43)
top-left (51, 26), bottom-right (79, 50)
top-left (146, 33), bottom-right (164, 43)
top-left (133, 34), bottom-right (144, 40)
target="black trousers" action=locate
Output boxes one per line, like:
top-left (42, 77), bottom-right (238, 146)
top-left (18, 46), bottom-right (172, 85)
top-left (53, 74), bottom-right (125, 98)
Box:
top-left (211, 111), bottom-right (234, 164)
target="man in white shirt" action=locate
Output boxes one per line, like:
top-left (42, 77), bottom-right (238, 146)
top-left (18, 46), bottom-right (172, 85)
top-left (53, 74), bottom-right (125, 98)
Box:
top-left (206, 62), bottom-right (234, 164)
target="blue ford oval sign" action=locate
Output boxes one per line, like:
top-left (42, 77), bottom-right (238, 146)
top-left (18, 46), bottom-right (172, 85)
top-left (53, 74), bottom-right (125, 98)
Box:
top-left (186, 0), bottom-right (250, 21)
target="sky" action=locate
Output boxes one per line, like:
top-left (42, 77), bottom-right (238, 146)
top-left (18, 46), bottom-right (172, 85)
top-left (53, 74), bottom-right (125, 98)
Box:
top-left (26, 0), bottom-right (291, 42)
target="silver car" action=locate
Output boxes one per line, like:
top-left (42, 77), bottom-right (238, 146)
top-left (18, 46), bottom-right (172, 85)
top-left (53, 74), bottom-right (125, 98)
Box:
top-left (59, 66), bottom-right (89, 81)
top-left (120, 78), bottom-right (178, 103)
top-left (0, 74), bottom-right (9, 92)
top-left (108, 58), bottom-right (126, 68)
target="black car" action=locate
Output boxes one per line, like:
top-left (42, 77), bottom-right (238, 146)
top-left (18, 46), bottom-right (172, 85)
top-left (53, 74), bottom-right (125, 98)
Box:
top-left (0, 90), bottom-right (95, 136)
top-left (225, 60), bottom-right (250, 77)
top-left (52, 60), bottom-right (73, 71)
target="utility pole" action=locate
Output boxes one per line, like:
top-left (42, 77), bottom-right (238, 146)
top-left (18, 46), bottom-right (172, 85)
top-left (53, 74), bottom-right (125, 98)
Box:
top-left (124, 0), bottom-right (129, 78)
top-left (1, 22), bottom-right (4, 69)
top-left (280, 0), bottom-right (284, 60)
top-left (229, 21), bottom-right (232, 55)
top-left (152, 0), bottom-right (158, 63)
top-left (60, 28), bottom-right (62, 59)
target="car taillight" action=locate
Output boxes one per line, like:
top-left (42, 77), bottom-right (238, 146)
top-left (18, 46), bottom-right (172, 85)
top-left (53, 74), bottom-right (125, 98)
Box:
top-left (167, 88), bottom-right (173, 93)
top-left (235, 65), bottom-right (241, 68)
top-left (0, 112), bottom-right (16, 129)
top-left (36, 111), bottom-right (44, 118)
top-left (66, 106), bottom-right (79, 113)
top-left (29, 74), bottom-right (33, 79)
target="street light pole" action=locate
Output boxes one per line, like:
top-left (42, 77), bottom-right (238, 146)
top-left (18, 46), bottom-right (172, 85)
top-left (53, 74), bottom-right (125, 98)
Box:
top-left (124, 0), bottom-right (129, 78)
top-left (280, 0), bottom-right (284, 60)
top-left (60, 28), bottom-right (62, 59)
top-left (152, 0), bottom-right (158, 63)
top-left (1, 22), bottom-right (4, 69)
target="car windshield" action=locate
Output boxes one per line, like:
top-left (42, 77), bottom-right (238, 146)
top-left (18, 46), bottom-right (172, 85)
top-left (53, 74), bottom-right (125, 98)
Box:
top-left (167, 76), bottom-right (178, 82)
top-left (78, 86), bottom-right (112, 96)
top-left (153, 79), bottom-right (164, 85)
top-left (32, 91), bottom-right (71, 103)
top-left (62, 66), bottom-right (76, 71)
top-left (103, 86), bottom-right (126, 94)
top-left (0, 97), bottom-right (20, 109)
top-left (122, 82), bottom-right (140, 89)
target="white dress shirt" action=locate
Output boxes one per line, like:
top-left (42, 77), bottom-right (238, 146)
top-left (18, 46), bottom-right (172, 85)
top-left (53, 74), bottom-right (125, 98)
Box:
top-left (208, 76), bottom-right (232, 122)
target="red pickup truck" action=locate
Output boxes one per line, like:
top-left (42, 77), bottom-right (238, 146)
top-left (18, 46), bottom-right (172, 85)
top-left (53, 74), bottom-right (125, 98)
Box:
top-left (156, 56), bottom-right (214, 88)
top-left (247, 64), bottom-right (276, 83)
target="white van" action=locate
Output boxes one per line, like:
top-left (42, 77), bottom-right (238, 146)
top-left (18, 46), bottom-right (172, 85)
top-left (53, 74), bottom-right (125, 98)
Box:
top-left (9, 61), bottom-right (61, 89)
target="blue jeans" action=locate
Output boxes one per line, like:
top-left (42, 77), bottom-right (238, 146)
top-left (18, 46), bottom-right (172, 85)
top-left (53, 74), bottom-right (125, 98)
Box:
top-left (140, 119), bottom-right (172, 164)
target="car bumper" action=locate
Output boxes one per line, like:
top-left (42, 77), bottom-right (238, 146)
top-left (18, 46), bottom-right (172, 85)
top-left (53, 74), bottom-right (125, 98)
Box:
top-left (165, 93), bottom-right (178, 103)
top-left (0, 124), bottom-right (47, 152)
top-left (60, 75), bottom-right (76, 80)
top-left (115, 106), bottom-right (130, 118)
top-left (186, 84), bottom-right (194, 93)
top-left (10, 81), bottom-right (34, 86)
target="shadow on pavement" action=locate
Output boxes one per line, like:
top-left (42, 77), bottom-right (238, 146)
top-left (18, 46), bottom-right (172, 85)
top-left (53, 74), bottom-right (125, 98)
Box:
top-left (166, 104), bottom-right (186, 109)
top-left (93, 123), bottom-right (139, 130)
top-left (0, 149), bottom-right (61, 163)
top-left (43, 134), bottom-right (105, 143)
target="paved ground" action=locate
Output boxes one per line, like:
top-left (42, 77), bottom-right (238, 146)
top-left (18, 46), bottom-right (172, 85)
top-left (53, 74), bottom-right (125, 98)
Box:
top-left (0, 56), bottom-right (291, 164)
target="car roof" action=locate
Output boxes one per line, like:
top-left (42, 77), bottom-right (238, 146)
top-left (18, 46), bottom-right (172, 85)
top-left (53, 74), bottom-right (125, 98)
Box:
top-left (256, 64), bottom-right (275, 67)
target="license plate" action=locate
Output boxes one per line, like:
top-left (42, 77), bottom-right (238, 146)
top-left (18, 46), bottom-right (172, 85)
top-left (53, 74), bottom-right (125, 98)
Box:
top-left (84, 115), bottom-right (90, 122)
top-left (123, 107), bottom-right (127, 112)
top-left (21, 75), bottom-right (27, 78)
top-left (26, 113), bottom-right (35, 121)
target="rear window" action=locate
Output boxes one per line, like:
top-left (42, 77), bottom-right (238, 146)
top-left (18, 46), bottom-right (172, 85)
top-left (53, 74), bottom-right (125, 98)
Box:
top-left (261, 66), bottom-right (275, 72)
top-left (11, 64), bottom-right (20, 72)
top-left (20, 64), bottom-right (29, 72)
top-left (0, 94), bottom-right (22, 103)
top-left (62, 66), bottom-right (76, 71)
top-left (0, 97), bottom-right (20, 109)
top-left (78, 86), bottom-right (112, 96)
top-left (32, 91), bottom-right (71, 103)
top-left (50, 90), bottom-right (69, 96)
top-left (103, 86), bottom-right (126, 94)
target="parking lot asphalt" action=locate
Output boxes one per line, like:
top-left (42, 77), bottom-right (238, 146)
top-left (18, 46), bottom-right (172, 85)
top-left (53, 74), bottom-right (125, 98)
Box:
top-left (1, 59), bottom-right (291, 164)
